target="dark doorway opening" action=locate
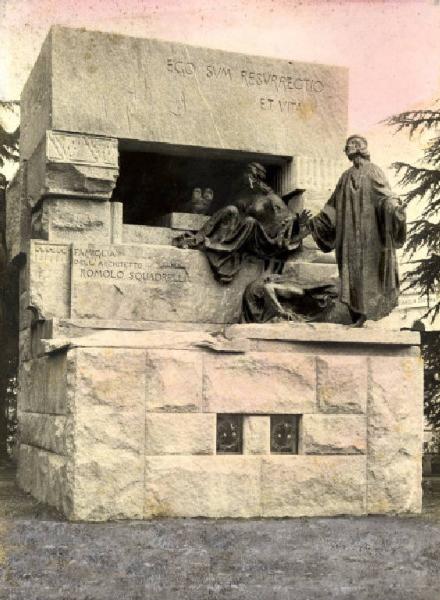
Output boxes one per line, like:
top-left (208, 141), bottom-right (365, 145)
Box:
top-left (112, 149), bottom-right (282, 226)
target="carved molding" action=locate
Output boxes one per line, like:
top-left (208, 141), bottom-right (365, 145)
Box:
top-left (46, 131), bottom-right (119, 167)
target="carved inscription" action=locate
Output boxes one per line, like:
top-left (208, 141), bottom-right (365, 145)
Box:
top-left (46, 131), bottom-right (118, 166)
top-left (166, 57), bottom-right (325, 92)
top-left (72, 247), bottom-right (188, 284)
top-left (33, 243), bottom-right (70, 262)
top-left (260, 98), bottom-right (301, 113)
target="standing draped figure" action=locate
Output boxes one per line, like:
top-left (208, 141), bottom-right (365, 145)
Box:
top-left (309, 135), bottom-right (406, 326)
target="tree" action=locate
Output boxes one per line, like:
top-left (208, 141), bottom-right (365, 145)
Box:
top-left (0, 100), bottom-right (19, 168)
top-left (386, 103), bottom-right (440, 427)
top-left (0, 100), bottom-right (19, 458)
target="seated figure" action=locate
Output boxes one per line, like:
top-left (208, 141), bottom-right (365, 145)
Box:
top-left (174, 162), bottom-right (311, 283)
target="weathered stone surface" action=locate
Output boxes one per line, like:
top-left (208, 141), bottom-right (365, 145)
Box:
top-left (367, 356), bottom-right (423, 514)
top-left (225, 322), bottom-right (420, 346)
top-left (204, 352), bottom-right (316, 413)
top-left (317, 355), bottom-right (367, 414)
top-left (18, 353), bottom-right (68, 415)
top-left (72, 347), bottom-right (147, 520)
top-left (41, 198), bottom-right (112, 243)
top-left (70, 243), bottom-right (263, 324)
top-left (160, 213), bottom-right (209, 231)
top-left (261, 456), bottom-right (366, 517)
top-left (145, 349), bottom-right (203, 412)
top-left (5, 171), bottom-right (23, 262)
top-left (20, 34), bottom-right (52, 161)
top-left (243, 416), bottom-right (270, 454)
top-left (21, 27), bottom-right (348, 165)
top-left (29, 241), bottom-right (70, 319)
top-left (282, 260), bottom-right (338, 285)
top-left (17, 444), bottom-right (70, 515)
top-left (18, 327), bottom-right (32, 362)
top-left (145, 414), bottom-right (216, 455)
top-left (302, 414), bottom-right (366, 454)
top-left (18, 358), bottom-right (47, 413)
top-left (144, 456), bottom-right (261, 517)
top-left (122, 225), bottom-right (173, 246)
top-left (20, 413), bottom-right (68, 455)
top-left (24, 132), bottom-right (119, 209)
top-left (110, 202), bottom-right (123, 243)
top-left (73, 447), bottom-right (144, 521)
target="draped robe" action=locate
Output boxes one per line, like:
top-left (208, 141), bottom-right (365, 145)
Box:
top-left (309, 161), bottom-right (406, 320)
top-left (175, 183), bottom-right (302, 283)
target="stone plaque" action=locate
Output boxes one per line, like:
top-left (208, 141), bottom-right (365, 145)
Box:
top-left (70, 243), bottom-right (263, 324)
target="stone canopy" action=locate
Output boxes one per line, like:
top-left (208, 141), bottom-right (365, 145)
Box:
top-left (21, 26), bottom-right (348, 163)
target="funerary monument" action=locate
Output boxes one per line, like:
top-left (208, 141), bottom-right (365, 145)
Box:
top-left (6, 27), bottom-right (423, 520)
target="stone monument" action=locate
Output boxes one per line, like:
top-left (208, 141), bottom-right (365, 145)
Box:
top-left (6, 26), bottom-right (423, 520)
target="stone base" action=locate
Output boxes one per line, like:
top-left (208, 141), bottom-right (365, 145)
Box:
top-left (17, 323), bottom-right (423, 521)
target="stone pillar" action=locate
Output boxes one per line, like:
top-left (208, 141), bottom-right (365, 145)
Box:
top-left (28, 131), bottom-right (119, 244)
top-left (14, 131), bottom-right (120, 439)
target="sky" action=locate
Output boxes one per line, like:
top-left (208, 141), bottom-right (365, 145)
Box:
top-left (0, 0), bottom-right (439, 133)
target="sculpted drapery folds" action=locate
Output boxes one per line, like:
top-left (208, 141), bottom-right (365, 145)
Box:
top-left (309, 135), bottom-right (406, 326)
top-left (174, 162), bottom-right (310, 283)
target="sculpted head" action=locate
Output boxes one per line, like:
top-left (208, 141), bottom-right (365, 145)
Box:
top-left (191, 187), bottom-right (212, 214)
top-left (247, 162), bottom-right (267, 181)
top-left (344, 135), bottom-right (370, 161)
top-left (192, 187), bottom-right (203, 201)
top-left (203, 188), bottom-right (214, 202)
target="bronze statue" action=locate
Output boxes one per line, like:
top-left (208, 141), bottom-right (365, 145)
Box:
top-left (174, 162), bottom-right (311, 283)
top-left (308, 135), bottom-right (406, 327)
top-left (242, 274), bottom-right (340, 323)
top-left (190, 187), bottom-right (213, 214)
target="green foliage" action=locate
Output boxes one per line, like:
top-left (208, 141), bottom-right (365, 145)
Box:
top-left (387, 103), bottom-right (440, 426)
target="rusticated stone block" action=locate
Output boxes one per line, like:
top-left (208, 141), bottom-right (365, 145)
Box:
top-left (317, 355), bottom-right (367, 413)
top-left (160, 213), bottom-right (209, 231)
top-left (72, 347), bottom-right (147, 520)
top-left (19, 357), bottom-right (48, 413)
top-left (203, 352), bottom-right (316, 413)
top-left (367, 355), bottom-right (423, 514)
top-left (19, 353), bottom-right (68, 415)
top-left (17, 444), bottom-right (70, 515)
top-left (243, 416), bottom-right (270, 455)
top-left (72, 448), bottom-right (144, 521)
top-left (302, 414), bottom-right (366, 454)
top-left (29, 241), bottom-right (71, 320)
top-left (20, 413), bottom-right (68, 455)
top-left (261, 455), bottom-right (366, 517)
top-left (41, 198), bottom-right (112, 243)
top-left (145, 413), bottom-right (216, 455)
top-left (122, 225), bottom-right (173, 246)
top-left (47, 352), bottom-right (68, 414)
top-left (145, 349), bottom-right (203, 412)
top-left (144, 456), bottom-right (261, 518)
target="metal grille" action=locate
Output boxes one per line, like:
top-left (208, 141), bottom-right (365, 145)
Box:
top-left (270, 415), bottom-right (299, 454)
top-left (216, 414), bottom-right (243, 454)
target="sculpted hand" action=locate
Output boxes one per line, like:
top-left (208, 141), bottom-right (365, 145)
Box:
top-left (297, 209), bottom-right (313, 228)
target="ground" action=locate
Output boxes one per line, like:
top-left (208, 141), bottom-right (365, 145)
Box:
top-left (1, 459), bottom-right (440, 600)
